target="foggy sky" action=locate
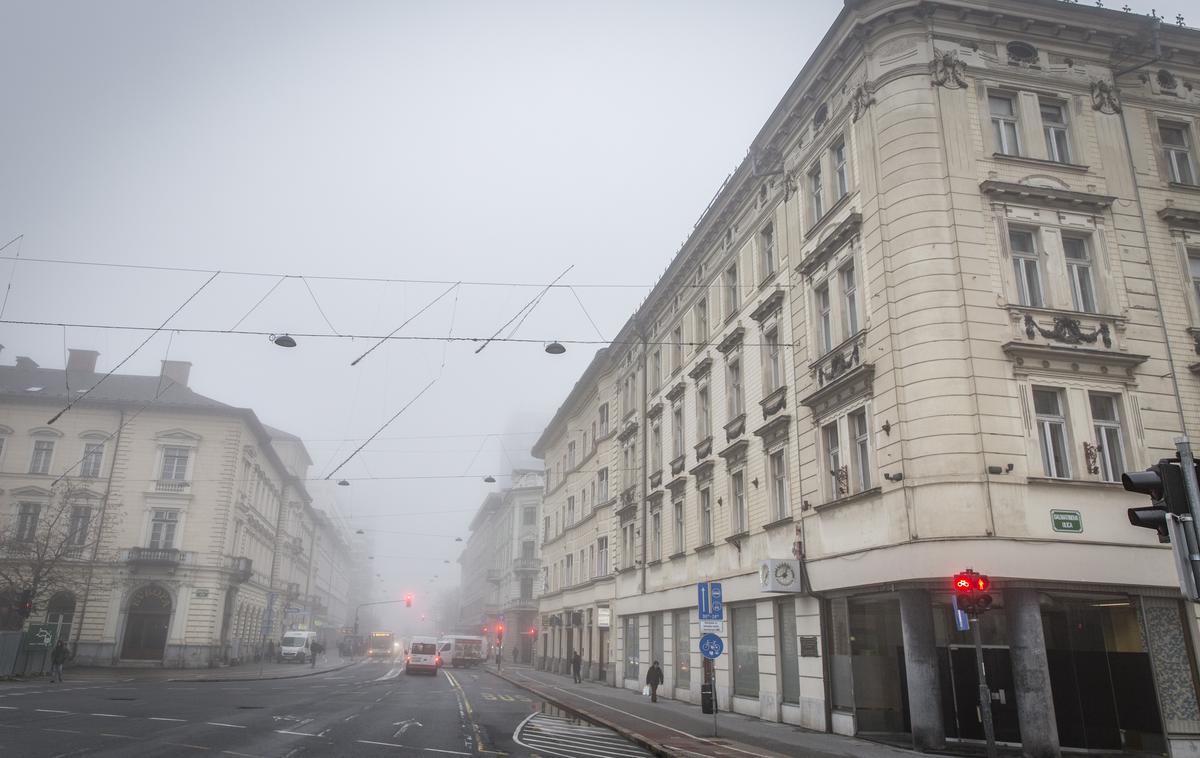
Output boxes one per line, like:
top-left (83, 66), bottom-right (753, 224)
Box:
top-left (0, 0), bottom-right (1180, 630)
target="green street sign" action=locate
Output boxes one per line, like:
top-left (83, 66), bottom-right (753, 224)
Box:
top-left (1051, 510), bottom-right (1083, 533)
top-left (24, 624), bottom-right (56, 650)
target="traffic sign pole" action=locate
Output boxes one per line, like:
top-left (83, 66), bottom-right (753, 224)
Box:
top-left (972, 618), bottom-right (998, 758)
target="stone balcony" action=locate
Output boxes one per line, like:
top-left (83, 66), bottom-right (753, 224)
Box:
top-left (513, 557), bottom-right (541, 573)
top-left (224, 555), bottom-right (253, 583)
top-left (126, 547), bottom-right (187, 568)
top-left (153, 479), bottom-right (190, 495)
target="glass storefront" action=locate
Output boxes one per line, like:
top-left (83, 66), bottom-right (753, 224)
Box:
top-left (623, 616), bottom-right (639, 681)
top-left (731, 604), bottom-right (759, 698)
top-left (650, 613), bottom-right (663, 669)
top-left (847, 596), bottom-right (905, 733)
top-left (673, 609), bottom-right (690, 690)
top-left (777, 598), bottom-right (800, 705)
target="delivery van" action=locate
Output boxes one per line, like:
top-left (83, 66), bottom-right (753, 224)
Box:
top-left (405, 635), bottom-right (440, 675)
top-left (437, 635), bottom-right (486, 668)
top-left (278, 631), bottom-right (317, 663)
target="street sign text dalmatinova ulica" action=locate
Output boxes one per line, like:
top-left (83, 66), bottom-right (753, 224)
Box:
top-left (1051, 509), bottom-right (1082, 533)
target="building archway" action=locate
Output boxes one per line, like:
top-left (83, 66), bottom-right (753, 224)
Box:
top-left (120, 585), bottom-right (172, 660)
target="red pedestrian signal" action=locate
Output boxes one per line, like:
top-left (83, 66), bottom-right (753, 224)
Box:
top-left (405, 594), bottom-right (413, 608)
top-left (482, 626), bottom-right (489, 634)
top-left (528, 627), bottom-right (537, 636)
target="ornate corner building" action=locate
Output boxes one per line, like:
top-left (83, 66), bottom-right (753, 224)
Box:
top-left (533, 1), bottom-right (1200, 755)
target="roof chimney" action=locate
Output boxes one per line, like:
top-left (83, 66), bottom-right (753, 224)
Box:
top-left (67, 349), bottom-right (99, 373)
top-left (15, 356), bottom-right (39, 370)
top-left (160, 360), bottom-right (191, 388)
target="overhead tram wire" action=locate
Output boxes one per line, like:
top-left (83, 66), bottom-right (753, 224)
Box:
top-left (350, 281), bottom-right (459, 366)
top-left (474, 265), bottom-right (573, 354)
top-left (229, 275), bottom-right (287, 330)
top-left (2, 318), bottom-right (794, 349)
top-left (0, 233), bottom-right (23, 321)
top-left (323, 377), bottom-right (440, 481)
top-left (45, 271), bottom-right (221, 425)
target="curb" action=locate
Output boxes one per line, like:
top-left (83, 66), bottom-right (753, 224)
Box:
top-left (486, 667), bottom-right (678, 758)
top-left (167, 660), bottom-right (359, 683)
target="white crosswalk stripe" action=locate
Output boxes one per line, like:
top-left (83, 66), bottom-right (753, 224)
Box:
top-left (514, 713), bottom-right (652, 758)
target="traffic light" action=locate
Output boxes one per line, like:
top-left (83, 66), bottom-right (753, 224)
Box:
top-left (952, 569), bottom-right (992, 615)
top-left (528, 627), bottom-right (537, 636)
top-left (482, 626), bottom-right (489, 635)
top-left (496, 623), bottom-right (504, 644)
top-left (404, 594), bottom-right (413, 608)
top-left (1124, 459), bottom-right (1189, 543)
top-left (16, 589), bottom-right (33, 619)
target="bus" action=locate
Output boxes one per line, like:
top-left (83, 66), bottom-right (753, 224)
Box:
top-left (367, 632), bottom-right (395, 659)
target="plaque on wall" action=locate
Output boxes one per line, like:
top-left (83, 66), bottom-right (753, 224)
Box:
top-left (799, 635), bottom-right (819, 658)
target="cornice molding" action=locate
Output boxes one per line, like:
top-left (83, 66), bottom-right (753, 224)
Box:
top-left (980, 180), bottom-right (1115, 212)
top-left (1159, 206), bottom-right (1200, 232)
top-left (717, 327), bottom-right (745, 355)
top-left (798, 212), bottom-right (862, 277)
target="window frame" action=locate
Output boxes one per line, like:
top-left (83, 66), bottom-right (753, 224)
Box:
top-left (769, 447), bottom-right (789, 521)
top-left (699, 486), bottom-right (713, 545)
top-left (16, 501), bottom-right (41, 542)
top-left (672, 495), bottom-right (685, 553)
top-left (989, 92), bottom-right (1022, 156)
top-left (727, 354), bottom-right (744, 418)
top-left (148, 508), bottom-right (181, 550)
top-left (1089, 392), bottom-right (1127, 484)
top-left (1033, 386), bottom-right (1072, 479)
top-left (1039, 99), bottom-right (1071, 164)
top-left (1160, 121), bottom-right (1197, 185)
top-left (29, 439), bottom-right (55, 476)
top-left (759, 222), bottom-right (776, 282)
top-left (832, 139), bottom-right (849, 199)
top-left (724, 262), bottom-right (739, 319)
top-left (1062, 235), bottom-right (1098, 314)
top-left (695, 298), bottom-right (708, 344)
top-left (1008, 227), bottom-right (1045, 308)
top-left (808, 164), bottom-right (824, 221)
top-left (730, 469), bottom-right (748, 533)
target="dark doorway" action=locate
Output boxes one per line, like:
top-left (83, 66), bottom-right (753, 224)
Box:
top-left (948, 646), bottom-right (1021, 743)
top-left (121, 586), bottom-right (172, 660)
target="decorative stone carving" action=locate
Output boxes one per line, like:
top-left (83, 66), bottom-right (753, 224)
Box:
top-left (1090, 79), bottom-right (1121, 114)
top-left (930, 49), bottom-right (968, 89)
top-left (717, 327), bottom-right (745, 355)
top-left (817, 344), bottom-right (860, 387)
top-left (1083, 441), bottom-right (1099, 476)
top-left (760, 385), bottom-right (788, 418)
top-left (688, 357), bottom-right (712, 381)
top-left (1024, 315), bottom-right (1111, 349)
top-left (617, 420), bottom-right (639, 442)
top-left (783, 171), bottom-right (799, 202)
top-left (694, 436), bottom-right (713, 461)
top-left (750, 290), bottom-right (786, 324)
top-left (670, 455), bottom-right (686, 476)
top-left (649, 469), bottom-right (663, 489)
top-left (666, 382), bottom-right (686, 402)
top-left (724, 413), bottom-right (746, 442)
top-left (851, 81), bottom-right (876, 122)
top-left (834, 466), bottom-right (849, 497)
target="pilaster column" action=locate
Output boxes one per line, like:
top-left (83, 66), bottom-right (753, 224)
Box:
top-left (898, 589), bottom-right (946, 750)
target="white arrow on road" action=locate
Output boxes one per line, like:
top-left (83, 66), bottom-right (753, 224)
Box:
top-left (392, 719), bottom-right (423, 738)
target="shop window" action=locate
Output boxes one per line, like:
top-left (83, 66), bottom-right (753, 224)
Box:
top-left (650, 613), bottom-right (664, 670)
top-left (731, 605), bottom-right (759, 698)
top-left (777, 598), bottom-right (800, 705)
top-left (623, 616), bottom-right (640, 681)
top-left (673, 609), bottom-right (690, 690)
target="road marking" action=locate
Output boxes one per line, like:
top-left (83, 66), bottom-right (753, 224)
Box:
top-left (222, 752), bottom-right (268, 758)
top-left (36, 708), bottom-right (71, 713)
top-left (100, 733), bottom-right (138, 739)
top-left (355, 741), bottom-right (471, 755)
top-left (0, 706), bottom-right (17, 709)
top-left (207, 722), bottom-right (246, 729)
top-left (343, 714), bottom-right (358, 721)
top-left (90, 713), bottom-right (127, 718)
top-left (274, 729), bottom-right (320, 737)
top-left (165, 742), bottom-right (210, 751)
top-left (150, 717), bottom-right (188, 722)
top-left (44, 728), bottom-right (82, 734)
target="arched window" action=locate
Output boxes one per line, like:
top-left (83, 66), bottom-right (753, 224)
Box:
top-left (47, 591), bottom-right (77, 645)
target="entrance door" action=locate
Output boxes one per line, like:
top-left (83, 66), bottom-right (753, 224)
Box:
top-left (121, 586), bottom-right (172, 660)
top-left (598, 628), bottom-right (608, 682)
top-left (948, 646), bottom-right (1021, 743)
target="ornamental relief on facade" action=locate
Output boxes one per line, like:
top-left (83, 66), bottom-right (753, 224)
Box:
top-left (930, 48), bottom-right (968, 89)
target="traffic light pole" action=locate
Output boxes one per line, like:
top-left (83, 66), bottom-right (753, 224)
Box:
top-left (1174, 438), bottom-right (1200, 599)
top-left (970, 617), bottom-right (998, 758)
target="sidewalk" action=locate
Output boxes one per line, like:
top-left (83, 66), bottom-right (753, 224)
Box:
top-left (487, 664), bottom-right (916, 758)
top-left (7, 654), bottom-right (360, 684)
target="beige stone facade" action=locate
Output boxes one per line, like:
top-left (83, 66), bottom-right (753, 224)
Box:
top-left (0, 352), bottom-right (357, 668)
top-left (535, 1), bottom-right (1200, 754)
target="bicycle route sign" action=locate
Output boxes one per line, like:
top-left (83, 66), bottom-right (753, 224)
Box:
top-left (699, 633), bottom-right (724, 660)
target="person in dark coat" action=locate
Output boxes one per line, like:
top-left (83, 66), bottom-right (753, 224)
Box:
top-left (571, 650), bottom-right (582, 683)
top-left (50, 640), bottom-right (71, 683)
top-left (645, 660), bottom-right (664, 702)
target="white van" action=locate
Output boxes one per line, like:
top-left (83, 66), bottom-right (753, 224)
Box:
top-left (438, 635), bottom-right (486, 668)
top-left (278, 631), bottom-right (317, 663)
top-left (406, 635), bottom-right (440, 675)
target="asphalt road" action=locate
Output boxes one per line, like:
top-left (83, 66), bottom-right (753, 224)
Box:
top-left (0, 659), bottom-right (650, 758)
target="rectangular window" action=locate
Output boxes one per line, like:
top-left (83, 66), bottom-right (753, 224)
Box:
top-left (522, 506), bottom-right (536, 526)
top-left (1090, 393), bottom-right (1126, 483)
top-left (778, 598), bottom-right (800, 704)
top-left (161, 446), bottom-right (190, 481)
top-left (16, 502), bottom-right (40, 542)
top-left (651, 421), bottom-right (663, 470)
top-left (598, 468), bottom-right (609, 502)
top-left (568, 441), bottom-right (576, 469)
top-left (1190, 252), bottom-right (1200, 312)
top-left (565, 554), bottom-right (573, 586)
top-left (671, 326), bottom-right (683, 372)
top-left (652, 349), bottom-right (662, 390)
top-left (724, 263), bottom-right (739, 317)
top-left (769, 449), bottom-right (788, 520)
top-left (695, 298), bottom-right (708, 343)
top-left (80, 442), bottom-right (105, 478)
top-left (567, 496), bottom-right (575, 526)
top-left (824, 421), bottom-right (844, 498)
top-left (833, 140), bottom-right (848, 199)
top-left (990, 94), bottom-right (1021, 155)
top-left (622, 522), bottom-right (636, 568)
top-left (850, 409), bottom-right (872, 492)
top-left (1161, 123), bottom-right (1196, 184)
top-left (731, 470), bottom-right (747, 533)
top-left (697, 384), bottom-right (712, 440)
top-left (759, 223), bottom-right (776, 280)
top-left (673, 497), bottom-right (685, 553)
top-left (763, 327), bottom-right (782, 393)
top-left (1040, 101), bottom-right (1071, 163)
top-left (727, 357), bottom-right (744, 417)
top-left (699, 487), bottom-right (713, 545)
top-left (671, 404), bottom-right (684, 460)
top-left (841, 264), bottom-right (858, 336)
top-left (809, 166), bottom-right (824, 220)
top-left (149, 509), bottom-right (179, 549)
top-left (816, 284), bottom-right (832, 354)
top-left (1009, 229), bottom-right (1044, 307)
top-left (731, 605), bottom-right (759, 698)
top-left (1034, 387), bottom-right (1071, 478)
top-left (29, 440), bottom-right (54, 475)
top-left (1063, 236), bottom-right (1097, 313)
top-left (68, 505), bottom-right (91, 547)
top-left (651, 509), bottom-right (662, 561)
top-left (599, 404), bottom-right (609, 437)
top-left (597, 537), bottom-right (608, 575)
top-left (673, 609), bottom-right (690, 689)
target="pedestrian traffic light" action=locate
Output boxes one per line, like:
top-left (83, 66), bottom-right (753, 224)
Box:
top-left (952, 569), bottom-right (992, 615)
top-left (1124, 459), bottom-right (1190, 543)
top-left (482, 625), bottom-right (489, 634)
top-left (16, 589), bottom-right (33, 619)
top-left (528, 627), bottom-right (537, 636)
top-left (496, 623), bottom-right (504, 644)
top-left (405, 594), bottom-right (413, 608)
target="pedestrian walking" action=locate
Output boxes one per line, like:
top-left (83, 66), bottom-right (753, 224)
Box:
top-left (571, 650), bottom-right (582, 683)
top-left (512, 646), bottom-right (518, 663)
top-left (49, 639), bottom-right (70, 683)
top-left (310, 640), bottom-right (324, 668)
top-left (645, 660), bottom-right (663, 703)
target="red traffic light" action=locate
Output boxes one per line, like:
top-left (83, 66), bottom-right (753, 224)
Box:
top-left (975, 574), bottom-right (990, 592)
top-left (528, 627), bottom-right (537, 636)
top-left (482, 626), bottom-right (489, 634)
top-left (953, 573), bottom-right (973, 593)
top-left (496, 623), bottom-right (504, 633)
top-left (405, 594), bottom-right (413, 608)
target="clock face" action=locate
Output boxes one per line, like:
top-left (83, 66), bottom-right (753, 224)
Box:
top-left (775, 563), bottom-right (796, 586)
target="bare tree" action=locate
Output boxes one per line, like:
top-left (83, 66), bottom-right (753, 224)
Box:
top-left (0, 481), bottom-right (118, 631)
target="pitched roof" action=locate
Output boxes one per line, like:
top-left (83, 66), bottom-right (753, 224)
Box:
top-left (0, 364), bottom-right (231, 410)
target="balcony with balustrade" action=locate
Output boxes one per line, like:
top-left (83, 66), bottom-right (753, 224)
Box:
top-left (513, 557), bottom-right (541, 573)
top-left (126, 547), bottom-right (187, 569)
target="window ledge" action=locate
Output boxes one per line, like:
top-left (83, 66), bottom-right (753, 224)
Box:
top-left (645, 559), bottom-right (662, 568)
top-left (668, 551), bottom-right (687, 561)
top-left (1027, 476), bottom-right (1123, 489)
top-left (694, 543), bottom-right (715, 554)
top-left (813, 486), bottom-right (882, 513)
top-left (804, 193), bottom-right (853, 240)
top-left (763, 515), bottom-right (795, 531)
top-left (725, 531), bottom-right (750, 546)
top-left (1168, 181), bottom-right (1200, 195)
top-left (991, 152), bottom-right (1089, 173)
